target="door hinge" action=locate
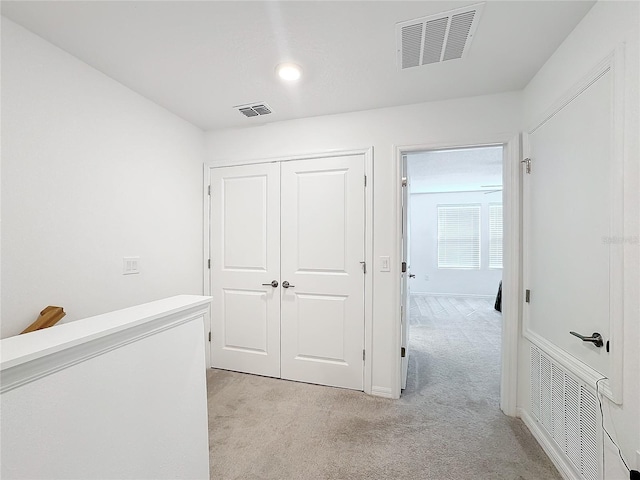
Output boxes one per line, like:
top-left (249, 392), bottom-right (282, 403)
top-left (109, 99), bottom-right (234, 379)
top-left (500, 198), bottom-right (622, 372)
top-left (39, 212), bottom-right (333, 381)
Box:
top-left (360, 261), bottom-right (366, 274)
top-left (208, 259), bottom-right (211, 269)
top-left (364, 175), bottom-right (367, 187)
top-left (521, 158), bottom-right (532, 174)
top-left (402, 177), bottom-right (407, 187)
top-left (208, 185), bottom-right (211, 195)
top-left (363, 349), bottom-right (366, 361)
top-left (401, 261), bottom-right (407, 273)
top-left (525, 289), bottom-right (531, 303)
top-left (401, 347), bottom-right (406, 358)
top-left (208, 332), bottom-right (211, 342)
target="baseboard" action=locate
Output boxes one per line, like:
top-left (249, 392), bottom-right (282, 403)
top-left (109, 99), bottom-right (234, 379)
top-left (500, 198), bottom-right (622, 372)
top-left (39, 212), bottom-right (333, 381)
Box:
top-left (413, 292), bottom-right (495, 299)
top-left (371, 386), bottom-right (394, 399)
top-left (518, 408), bottom-right (581, 480)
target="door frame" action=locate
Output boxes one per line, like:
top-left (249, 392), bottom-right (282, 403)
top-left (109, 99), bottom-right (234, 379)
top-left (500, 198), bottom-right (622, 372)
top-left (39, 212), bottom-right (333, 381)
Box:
top-left (204, 148), bottom-right (375, 394)
top-left (392, 135), bottom-right (521, 416)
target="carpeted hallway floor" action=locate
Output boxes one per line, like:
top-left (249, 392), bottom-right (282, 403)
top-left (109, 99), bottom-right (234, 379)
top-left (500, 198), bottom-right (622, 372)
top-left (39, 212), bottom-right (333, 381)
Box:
top-left (206, 294), bottom-right (561, 480)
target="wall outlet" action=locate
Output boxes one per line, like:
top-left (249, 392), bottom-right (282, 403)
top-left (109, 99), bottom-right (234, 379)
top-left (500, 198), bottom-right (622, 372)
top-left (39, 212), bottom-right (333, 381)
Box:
top-left (379, 256), bottom-right (390, 272)
top-left (123, 257), bottom-right (140, 275)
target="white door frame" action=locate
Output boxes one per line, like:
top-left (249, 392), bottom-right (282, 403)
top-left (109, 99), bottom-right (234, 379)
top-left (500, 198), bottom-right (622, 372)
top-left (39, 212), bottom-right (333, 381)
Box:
top-left (392, 136), bottom-right (521, 416)
top-left (203, 148), bottom-right (375, 395)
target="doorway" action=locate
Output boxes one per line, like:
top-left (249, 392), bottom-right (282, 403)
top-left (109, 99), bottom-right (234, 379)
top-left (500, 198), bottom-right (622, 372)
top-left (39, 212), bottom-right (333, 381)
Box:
top-left (207, 151), bottom-right (373, 392)
top-left (397, 142), bottom-right (519, 414)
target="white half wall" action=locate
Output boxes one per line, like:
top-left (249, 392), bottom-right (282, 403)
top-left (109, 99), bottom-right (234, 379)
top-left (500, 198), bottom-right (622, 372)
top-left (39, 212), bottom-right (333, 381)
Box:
top-left (1, 18), bottom-right (206, 338)
top-left (521, 1), bottom-right (639, 476)
top-left (410, 191), bottom-right (502, 296)
top-left (205, 91), bottom-right (522, 395)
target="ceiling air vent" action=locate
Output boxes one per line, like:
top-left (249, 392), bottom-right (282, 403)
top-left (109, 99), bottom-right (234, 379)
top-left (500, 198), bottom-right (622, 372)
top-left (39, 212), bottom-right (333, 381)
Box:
top-left (235, 103), bottom-right (272, 118)
top-left (397, 3), bottom-right (484, 69)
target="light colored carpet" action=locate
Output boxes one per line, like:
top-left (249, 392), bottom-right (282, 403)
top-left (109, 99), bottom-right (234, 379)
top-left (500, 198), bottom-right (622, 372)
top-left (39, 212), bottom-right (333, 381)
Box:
top-left (206, 294), bottom-right (561, 480)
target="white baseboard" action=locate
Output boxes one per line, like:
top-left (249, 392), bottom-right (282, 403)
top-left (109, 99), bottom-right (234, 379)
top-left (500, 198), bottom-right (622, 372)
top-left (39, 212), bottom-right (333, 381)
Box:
top-left (370, 386), bottom-right (394, 399)
top-left (518, 408), bottom-right (581, 480)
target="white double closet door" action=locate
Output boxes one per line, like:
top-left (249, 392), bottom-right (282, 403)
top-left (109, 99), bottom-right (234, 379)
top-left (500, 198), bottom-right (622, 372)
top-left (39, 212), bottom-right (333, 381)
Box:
top-left (210, 154), bottom-right (365, 390)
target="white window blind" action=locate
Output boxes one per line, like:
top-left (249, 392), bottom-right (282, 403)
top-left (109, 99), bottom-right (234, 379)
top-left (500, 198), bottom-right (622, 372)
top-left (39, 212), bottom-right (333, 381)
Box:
top-left (489, 203), bottom-right (503, 269)
top-left (437, 204), bottom-right (481, 269)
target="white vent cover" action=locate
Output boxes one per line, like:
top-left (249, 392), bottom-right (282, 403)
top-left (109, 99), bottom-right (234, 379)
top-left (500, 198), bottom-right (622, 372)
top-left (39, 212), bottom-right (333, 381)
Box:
top-left (397, 3), bottom-right (484, 69)
top-left (235, 103), bottom-right (272, 118)
top-left (530, 346), bottom-right (601, 480)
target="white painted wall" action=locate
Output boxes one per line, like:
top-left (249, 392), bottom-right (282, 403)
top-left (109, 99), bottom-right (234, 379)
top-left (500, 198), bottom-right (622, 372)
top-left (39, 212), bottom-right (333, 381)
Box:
top-left (410, 191), bottom-right (502, 296)
top-left (1, 18), bottom-right (206, 338)
top-left (520, 1), bottom-right (639, 476)
top-left (205, 91), bottom-right (522, 395)
top-left (1, 296), bottom-right (211, 479)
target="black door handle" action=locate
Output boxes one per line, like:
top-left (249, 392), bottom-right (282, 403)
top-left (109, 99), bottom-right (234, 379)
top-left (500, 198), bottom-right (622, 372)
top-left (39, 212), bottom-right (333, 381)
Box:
top-left (261, 280), bottom-right (278, 288)
top-left (569, 331), bottom-right (604, 347)
top-left (282, 281), bottom-right (295, 288)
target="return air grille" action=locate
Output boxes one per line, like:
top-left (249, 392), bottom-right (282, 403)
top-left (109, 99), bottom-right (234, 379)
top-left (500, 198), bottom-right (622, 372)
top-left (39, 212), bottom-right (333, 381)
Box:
top-left (397, 3), bottom-right (484, 69)
top-left (236, 103), bottom-right (272, 118)
top-left (530, 346), bottom-right (601, 480)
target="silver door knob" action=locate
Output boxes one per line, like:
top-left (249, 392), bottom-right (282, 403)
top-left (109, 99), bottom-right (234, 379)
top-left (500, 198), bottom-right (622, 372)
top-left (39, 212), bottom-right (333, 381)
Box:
top-left (569, 331), bottom-right (604, 347)
top-left (282, 281), bottom-right (295, 288)
top-left (262, 280), bottom-right (278, 288)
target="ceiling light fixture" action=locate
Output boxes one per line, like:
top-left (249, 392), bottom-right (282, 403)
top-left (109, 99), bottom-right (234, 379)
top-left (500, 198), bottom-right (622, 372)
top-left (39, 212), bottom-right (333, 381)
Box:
top-left (276, 63), bottom-right (302, 82)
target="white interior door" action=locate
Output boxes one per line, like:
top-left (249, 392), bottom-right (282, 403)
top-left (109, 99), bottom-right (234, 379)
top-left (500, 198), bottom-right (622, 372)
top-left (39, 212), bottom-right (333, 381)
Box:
top-left (210, 163), bottom-right (281, 378)
top-left (280, 155), bottom-right (366, 390)
top-left (525, 69), bottom-right (614, 377)
top-left (400, 156), bottom-right (411, 389)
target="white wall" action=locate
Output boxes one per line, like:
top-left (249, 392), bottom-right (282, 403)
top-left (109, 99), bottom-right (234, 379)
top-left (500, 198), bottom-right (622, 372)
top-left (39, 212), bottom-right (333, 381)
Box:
top-left (410, 191), bottom-right (502, 296)
top-left (205, 91), bottom-right (522, 395)
top-left (520, 1), bottom-right (639, 476)
top-left (1, 18), bottom-right (206, 338)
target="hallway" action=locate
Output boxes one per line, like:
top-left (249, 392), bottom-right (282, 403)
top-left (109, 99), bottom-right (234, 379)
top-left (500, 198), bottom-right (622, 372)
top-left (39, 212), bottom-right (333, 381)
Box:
top-left (206, 294), bottom-right (560, 479)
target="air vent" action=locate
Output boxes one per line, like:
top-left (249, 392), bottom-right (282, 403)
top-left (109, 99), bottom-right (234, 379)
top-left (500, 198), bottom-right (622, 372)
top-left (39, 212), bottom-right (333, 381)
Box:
top-left (530, 346), bottom-right (602, 480)
top-left (235, 103), bottom-right (272, 118)
top-left (397, 3), bottom-right (484, 69)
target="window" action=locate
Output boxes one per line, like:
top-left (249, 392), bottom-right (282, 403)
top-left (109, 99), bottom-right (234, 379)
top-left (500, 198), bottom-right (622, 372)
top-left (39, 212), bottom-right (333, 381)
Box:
top-left (437, 204), bottom-right (481, 269)
top-left (489, 203), bottom-right (503, 269)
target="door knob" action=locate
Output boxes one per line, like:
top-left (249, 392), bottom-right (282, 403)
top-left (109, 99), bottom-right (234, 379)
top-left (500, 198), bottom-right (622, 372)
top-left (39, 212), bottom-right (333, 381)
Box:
top-left (262, 280), bottom-right (278, 288)
top-left (282, 281), bottom-right (295, 288)
top-left (569, 331), bottom-right (604, 347)
top-left (409, 274), bottom-right (416, 278)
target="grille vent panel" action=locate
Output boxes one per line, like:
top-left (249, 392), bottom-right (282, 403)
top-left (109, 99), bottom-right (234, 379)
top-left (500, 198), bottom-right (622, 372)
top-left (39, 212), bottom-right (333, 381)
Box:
top-left (236, 103), bottom-right (272, 118)
top-left (530, 346), bottom-right (601, 480)
top-left (397, 3), bottom-right (484, 69)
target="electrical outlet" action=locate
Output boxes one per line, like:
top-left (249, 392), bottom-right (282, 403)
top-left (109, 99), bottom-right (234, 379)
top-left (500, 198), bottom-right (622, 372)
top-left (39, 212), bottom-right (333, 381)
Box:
top-left (123, 257), bottom-right (140, 275)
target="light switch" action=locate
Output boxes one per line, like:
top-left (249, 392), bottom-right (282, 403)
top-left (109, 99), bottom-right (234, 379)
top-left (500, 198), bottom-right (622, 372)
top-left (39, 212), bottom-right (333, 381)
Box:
top-left (380, 256), bottom-right (390, 272)
top-left (123, 257), bottom-right (140, 275)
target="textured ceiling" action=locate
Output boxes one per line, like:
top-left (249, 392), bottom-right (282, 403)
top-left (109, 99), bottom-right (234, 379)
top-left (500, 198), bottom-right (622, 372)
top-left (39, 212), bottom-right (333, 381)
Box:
top-left (1, 1), bottom-right (595, 131)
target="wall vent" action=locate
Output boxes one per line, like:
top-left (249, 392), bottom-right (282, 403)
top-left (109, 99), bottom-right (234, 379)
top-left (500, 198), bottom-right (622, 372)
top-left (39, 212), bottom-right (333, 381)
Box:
top-left (396, 3), bottom-right (484, 69)
top-left (235, 103), bottom-right (272, 118)
top-left (530, 346), bottom-right (601, 480)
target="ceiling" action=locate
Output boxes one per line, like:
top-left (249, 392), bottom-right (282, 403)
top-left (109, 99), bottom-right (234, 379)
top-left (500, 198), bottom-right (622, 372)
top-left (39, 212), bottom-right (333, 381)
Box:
top-left (407, 146), bottom-right (502, 194)
top-left (1, 1), bottom-right (595, 131)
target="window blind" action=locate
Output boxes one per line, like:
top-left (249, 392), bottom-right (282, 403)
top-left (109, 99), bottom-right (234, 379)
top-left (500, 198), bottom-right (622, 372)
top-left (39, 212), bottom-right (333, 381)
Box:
top-left (489, 203), bottom-right (503, 269)
top-left (437, 204), bottom-right (481, 269)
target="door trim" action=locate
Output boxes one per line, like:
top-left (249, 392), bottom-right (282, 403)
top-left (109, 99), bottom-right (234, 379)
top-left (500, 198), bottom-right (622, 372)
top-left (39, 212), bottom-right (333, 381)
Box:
top-left (392, 136), bottom-right (521, 416)
top-left (205, 148), bottom-right (375, 395)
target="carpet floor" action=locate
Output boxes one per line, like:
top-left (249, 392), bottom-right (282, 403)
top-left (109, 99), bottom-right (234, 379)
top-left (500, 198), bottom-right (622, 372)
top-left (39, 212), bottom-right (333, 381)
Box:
top-left (206, 294), bottom-right (561, 480)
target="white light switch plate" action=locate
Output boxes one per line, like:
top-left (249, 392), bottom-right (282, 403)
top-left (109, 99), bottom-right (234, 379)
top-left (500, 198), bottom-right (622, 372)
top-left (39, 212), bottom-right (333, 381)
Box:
top-left (380, 256), bottom-right (390, 272)
top-left (123, 257), bottom-right (140, 275)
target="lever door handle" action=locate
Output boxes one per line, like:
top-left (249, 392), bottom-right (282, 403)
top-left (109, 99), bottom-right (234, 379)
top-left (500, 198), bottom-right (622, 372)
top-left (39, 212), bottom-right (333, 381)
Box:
top-left (569, 331), bottom-right (604, 347)
top-left (282, 281), bottom-right (295, 289)
top-left (262, 280), bottom-right (278, 288)
top-left (409, 274), bottom-right (416, 278)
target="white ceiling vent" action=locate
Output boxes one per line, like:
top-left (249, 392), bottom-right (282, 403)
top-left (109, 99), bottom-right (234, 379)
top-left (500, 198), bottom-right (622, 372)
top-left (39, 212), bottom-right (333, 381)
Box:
top-left (235, 103), bottom-right (272, 118)
top-left (397, 3), bottom-right (484, 69)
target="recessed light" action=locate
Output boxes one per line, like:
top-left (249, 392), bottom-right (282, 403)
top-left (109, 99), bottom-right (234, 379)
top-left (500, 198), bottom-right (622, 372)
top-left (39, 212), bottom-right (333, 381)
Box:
top-left (276, 63), bottom-right (302, 82)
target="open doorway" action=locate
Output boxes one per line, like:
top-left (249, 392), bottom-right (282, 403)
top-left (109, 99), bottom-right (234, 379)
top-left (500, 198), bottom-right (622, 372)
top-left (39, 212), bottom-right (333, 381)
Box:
top-left (401, 145), bottom-right (504, 407)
